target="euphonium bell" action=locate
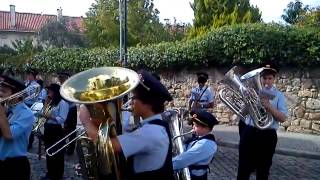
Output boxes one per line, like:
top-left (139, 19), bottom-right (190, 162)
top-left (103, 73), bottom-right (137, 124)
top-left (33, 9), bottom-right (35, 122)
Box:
top-left (219, 66), bottom-right (274, 130)
top-left (60, 67), bottom-right (139, 180)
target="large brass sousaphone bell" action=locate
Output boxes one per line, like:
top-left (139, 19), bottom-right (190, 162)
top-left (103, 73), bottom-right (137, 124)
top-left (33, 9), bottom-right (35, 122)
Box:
top-left (60, 67), bottom-right (139, 180)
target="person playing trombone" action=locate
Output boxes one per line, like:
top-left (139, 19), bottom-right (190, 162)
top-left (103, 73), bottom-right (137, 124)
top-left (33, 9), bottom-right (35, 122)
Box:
top-left (79, 70), bottom-right (175, 180)
top-left (40, 83), bottom-right (69, 180)
top-left (0, 75), bottom-right (35, 180)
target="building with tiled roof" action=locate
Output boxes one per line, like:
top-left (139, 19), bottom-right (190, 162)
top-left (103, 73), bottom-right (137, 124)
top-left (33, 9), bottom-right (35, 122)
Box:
top-left (0, 5), bottom-right (85, 47)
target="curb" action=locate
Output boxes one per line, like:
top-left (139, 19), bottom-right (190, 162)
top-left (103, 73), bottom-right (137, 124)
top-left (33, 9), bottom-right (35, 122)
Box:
top-left (217, 140), bottom-right (320, 160)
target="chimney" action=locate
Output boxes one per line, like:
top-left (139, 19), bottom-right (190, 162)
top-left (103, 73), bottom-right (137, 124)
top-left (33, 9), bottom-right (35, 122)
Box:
top-left (10, 5), bottom-right (16, 28)
top-left (57, 7), bottom-right (63, 21)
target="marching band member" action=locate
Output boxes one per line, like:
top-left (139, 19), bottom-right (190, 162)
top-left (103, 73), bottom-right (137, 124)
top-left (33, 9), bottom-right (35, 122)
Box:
top-left (26, 69), bottom-right (40, 150)
top-left (173, 110), bottom-right (218, 180)
top-left (28, 79), bottom-right (48, 150)
top-left (188, 72), bottom-right (214, 111)
top-left (0, 75), bottom-right (35, 180)
top-left (237, 64), bottom-right (288, 180)
top-left (79, 70), bottom-right (175, 180)
top-left (41, 83), bottom-right (69, 180)
top-left (24, 68), bottom-right (39, 108)
top-left (36, 79), bottom-right (47, 104)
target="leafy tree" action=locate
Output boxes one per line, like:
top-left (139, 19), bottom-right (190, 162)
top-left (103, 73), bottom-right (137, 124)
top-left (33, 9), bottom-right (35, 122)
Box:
top-left (164, 18), bottom-right (190, 41)
top-left (39, 18), bottom-right (87, 48)
top-left (0, 39), bottom-right (43, 65)
top-left (85, 0), bottom-right (172, 47)
top-left (296, 6), bottom-right (320, 27)
top-left (189, 0), bottom-right (261, 38)
top-left (281, 0), bottom-right (309, 25)
top-left (85, 0), bottom-right (120, 47)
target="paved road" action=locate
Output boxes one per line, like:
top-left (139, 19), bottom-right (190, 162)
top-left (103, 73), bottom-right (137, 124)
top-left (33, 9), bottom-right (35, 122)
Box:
top-left (27, 145), bottom-right (320, 180)
top-left (209, 146), bottom-right (320, 180)
top-left (213, 125), bottom-right (320, 154)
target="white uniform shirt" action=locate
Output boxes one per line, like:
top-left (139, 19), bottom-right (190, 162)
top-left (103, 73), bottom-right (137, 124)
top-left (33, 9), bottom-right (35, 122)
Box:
top-left (24, 80), bottom-right (40, 106)
top-left (190, 86), bottom-right (214, 108)
top-left (244, 86), bottom-right (288, 130)
top-left (173, 135), bottom-right (217, 176)
top-left (45, 100), bottom-right (69, 125)
top-left (118, 114), bottom-right (169, 173)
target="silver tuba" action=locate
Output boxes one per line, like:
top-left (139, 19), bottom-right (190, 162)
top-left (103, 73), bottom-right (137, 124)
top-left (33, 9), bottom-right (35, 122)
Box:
top-left (219, 66), bottom-right (274, 130)
top-left (58, 67), bottom-right (140, 180)
top-left (164, 108), bottom-right (191, 180)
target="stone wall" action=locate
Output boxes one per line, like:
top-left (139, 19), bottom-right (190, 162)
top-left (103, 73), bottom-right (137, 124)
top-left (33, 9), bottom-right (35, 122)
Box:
top-left (161, 67), bottom-right (320, 135)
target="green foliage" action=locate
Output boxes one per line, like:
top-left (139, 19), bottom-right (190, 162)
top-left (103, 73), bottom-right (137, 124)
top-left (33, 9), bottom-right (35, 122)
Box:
top-left (281, 0), bottom-right (309, 25)
top-left (39, 19), bottom-right (88, 48)
top-left (190, 0), bottom-right (261, 38)
top-left (85, 0), bottom-right (175, 47)
top-left (85, 0), bottom-right (120, 47)
top-left (296, 6), bottom-right (320, 27)
top-left (4, 24), bottom-right (319, 73)
top-left (0, 39), bottom-right (43, 72)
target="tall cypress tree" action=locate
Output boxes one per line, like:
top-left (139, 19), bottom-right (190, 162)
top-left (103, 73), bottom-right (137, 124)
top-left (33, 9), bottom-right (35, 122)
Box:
top-left (189, 0), bottom-right (262, 37)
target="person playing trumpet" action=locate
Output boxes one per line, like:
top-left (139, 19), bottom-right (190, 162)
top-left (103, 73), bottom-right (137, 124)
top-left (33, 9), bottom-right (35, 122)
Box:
top-left (173, 110), bottom-right (218, 180)
top-left (0, 75), bottom-right (35, 180)
top-left (40, 83), bottom-right (69, 180)
top-left (79, 70), bottom-right (175, 180)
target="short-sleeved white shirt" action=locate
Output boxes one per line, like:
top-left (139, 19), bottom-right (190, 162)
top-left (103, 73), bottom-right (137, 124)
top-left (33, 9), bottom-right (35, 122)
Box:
top-left (190, 86), bottom-right (215, 106)
top-left (118, 114), bottom-right (169, 173)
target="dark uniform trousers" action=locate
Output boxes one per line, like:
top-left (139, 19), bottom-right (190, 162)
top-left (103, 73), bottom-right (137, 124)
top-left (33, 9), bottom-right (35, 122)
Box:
top-left (63, 105), bottom-right (77, 155)
top-left (237, 123), bottom-right (277, 180)
top-left (44, 123), bottom-right (65, 180)
top-left (0, 156), bottom-right (30, 180)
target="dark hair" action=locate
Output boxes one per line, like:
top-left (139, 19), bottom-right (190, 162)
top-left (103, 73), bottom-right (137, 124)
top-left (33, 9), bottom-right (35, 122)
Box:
top-left (133, 84), bottom-right (165, 114)
top-left (47, 83), bottom-right (63, 106)
top-left (36, 79), bottom-right (44, 89)
top-left (261, 69), bottom-right (276, 77)
top-left (198, 77), bottom-right (207, 84)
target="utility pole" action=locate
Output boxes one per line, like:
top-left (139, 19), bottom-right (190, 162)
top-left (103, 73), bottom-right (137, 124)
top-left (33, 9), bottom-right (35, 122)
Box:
top-left (119, 0), bottom-right (128, 67)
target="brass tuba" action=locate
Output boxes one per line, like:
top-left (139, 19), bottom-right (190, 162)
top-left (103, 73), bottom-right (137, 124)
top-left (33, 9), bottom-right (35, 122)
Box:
top-left (59, 67), bottom-right (139, 180)
top-left (219, 66), bottom-right (274, 130)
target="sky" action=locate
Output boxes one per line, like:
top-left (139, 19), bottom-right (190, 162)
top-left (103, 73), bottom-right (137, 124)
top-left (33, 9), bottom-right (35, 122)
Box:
top-left (0, 0), bottom-right (319, 24)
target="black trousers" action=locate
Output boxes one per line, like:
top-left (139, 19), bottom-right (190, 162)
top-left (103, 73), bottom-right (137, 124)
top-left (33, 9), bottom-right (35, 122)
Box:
top-left (0, 156), bottom-right (30, 180)
top-left (44, 123), bottom-right (65, 180)
top-left (237, 124), bottom-right (277, 180)
top-left (64, 106), bottom-right (78, 155)
top-left (238, 120), bottom-right (246, 136)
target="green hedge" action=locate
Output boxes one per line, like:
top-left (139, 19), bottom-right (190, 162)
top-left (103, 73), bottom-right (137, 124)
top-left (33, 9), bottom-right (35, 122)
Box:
top-left (1, 23), bottom-right (319, 73)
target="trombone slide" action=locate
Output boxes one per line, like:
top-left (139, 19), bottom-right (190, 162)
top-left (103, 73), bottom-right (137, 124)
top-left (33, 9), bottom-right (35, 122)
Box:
top-left (46, 127), bottom-right (85, 156)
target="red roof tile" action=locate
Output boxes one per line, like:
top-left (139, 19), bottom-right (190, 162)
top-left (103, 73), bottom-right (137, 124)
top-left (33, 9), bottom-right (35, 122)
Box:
top-left (0, 11), bottom-right (84, 33)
